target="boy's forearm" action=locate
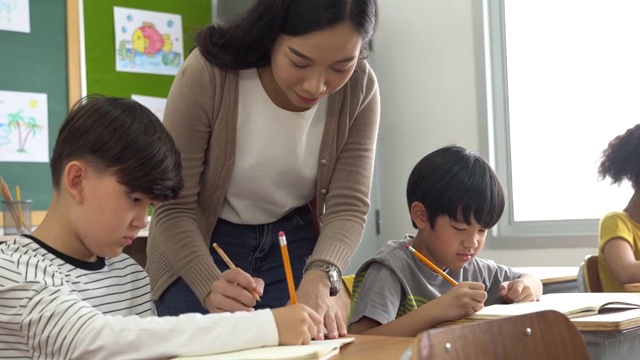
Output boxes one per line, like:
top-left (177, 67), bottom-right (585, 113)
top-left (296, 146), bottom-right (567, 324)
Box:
top-left (356, 301), bottom-right (451, 337)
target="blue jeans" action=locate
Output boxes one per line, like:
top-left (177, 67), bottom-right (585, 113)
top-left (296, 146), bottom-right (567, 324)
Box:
top-left (156, 205), bottom-right (317, 316)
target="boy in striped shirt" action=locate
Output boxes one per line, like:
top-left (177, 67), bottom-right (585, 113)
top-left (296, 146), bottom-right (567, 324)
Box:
top-left (0, 96), bottom-right (320, 359)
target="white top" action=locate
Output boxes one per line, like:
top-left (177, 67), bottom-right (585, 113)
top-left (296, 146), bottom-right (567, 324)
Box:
top-left (0, 236), bottom-right (279, 359)
top-left (220, 68), bottom-right (327, 224)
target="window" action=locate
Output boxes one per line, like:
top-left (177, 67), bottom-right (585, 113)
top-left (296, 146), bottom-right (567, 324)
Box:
top-left (483, 0), bottom-right (637, 247)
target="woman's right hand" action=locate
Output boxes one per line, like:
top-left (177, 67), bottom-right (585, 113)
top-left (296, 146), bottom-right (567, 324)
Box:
top-left (272, 304), bottom-right (322, 345)
top-left (204, 268), bottom-right (264, 313)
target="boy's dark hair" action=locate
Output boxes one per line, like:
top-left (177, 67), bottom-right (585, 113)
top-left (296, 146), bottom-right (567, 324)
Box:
top-left (50, 96), bottom-right (183, 201)
top-left (598, 124), bottom-right (640, 190)
top-left (406, 145), bottom-right (505, 230)
top-left (196, 0), bottom-right (379, 70)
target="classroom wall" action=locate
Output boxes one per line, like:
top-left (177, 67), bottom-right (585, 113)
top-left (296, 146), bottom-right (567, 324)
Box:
top-left (372, 0), bottom-right (597, 266)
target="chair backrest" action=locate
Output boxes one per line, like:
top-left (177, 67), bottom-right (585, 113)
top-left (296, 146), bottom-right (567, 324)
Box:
top-left (583, 254), bottom-right (603, 292)
top-left (412, 310), bottom-right (590, 360)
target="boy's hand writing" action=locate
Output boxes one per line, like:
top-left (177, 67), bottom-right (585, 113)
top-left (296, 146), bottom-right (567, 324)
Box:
top-left (272, 304), bottom-right (322, 345)
top-left (436, 281), bottom-right (487, 319)
top-left (499, 279), bottom-right (537, 303)
top-left (205, 268), bottom-right (264, 313)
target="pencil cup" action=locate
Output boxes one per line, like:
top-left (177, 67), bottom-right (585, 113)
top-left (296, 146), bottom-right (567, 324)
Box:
top-left (2, 200), bottom-right (32, 235)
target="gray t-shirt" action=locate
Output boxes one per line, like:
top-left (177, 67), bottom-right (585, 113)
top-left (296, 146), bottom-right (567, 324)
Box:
top-left (349, 235), bottom-right (521, 326)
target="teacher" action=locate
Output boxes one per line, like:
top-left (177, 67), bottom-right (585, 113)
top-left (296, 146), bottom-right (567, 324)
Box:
top-left (147, 0), bottom-right (379, 340)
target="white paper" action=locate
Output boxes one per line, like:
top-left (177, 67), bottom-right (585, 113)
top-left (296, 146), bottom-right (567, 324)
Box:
top-left (0, 90), bottom-right (48, 163)
top-left (113, 6), bottom-right (183, 76)
top-left (0, 0), bottom-right (30, 33)
top-left (131, 94), bottom-right (167, 122)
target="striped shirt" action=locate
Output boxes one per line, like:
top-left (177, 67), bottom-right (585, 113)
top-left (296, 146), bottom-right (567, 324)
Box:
top-left (0, 235), bottom-right (278, 359)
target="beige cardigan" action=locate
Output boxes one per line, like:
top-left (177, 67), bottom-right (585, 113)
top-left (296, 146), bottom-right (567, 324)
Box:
top-left (147, 48), bottom-right (380, 304)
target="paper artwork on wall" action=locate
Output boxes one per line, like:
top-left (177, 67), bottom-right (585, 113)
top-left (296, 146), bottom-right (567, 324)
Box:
top-left (113, 6), bottom-right (183, 76)
top-left (0, 90), bottom-right (48, 163)
top-left (0, 0), bottom-right (31, 33)
top-left (131, 94), bottom-right (167, 122)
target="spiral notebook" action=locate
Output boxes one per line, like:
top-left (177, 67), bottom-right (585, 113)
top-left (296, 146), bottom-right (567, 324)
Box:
top-left (174, 337), bottom-right (355, 360)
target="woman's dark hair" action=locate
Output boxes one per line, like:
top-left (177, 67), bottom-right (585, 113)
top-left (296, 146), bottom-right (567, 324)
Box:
top-left (406, 145), bottom-right (505, 230)
top-left (50, 95), bottom-right (183, 201)
top-left (598, 124), bottom-right (640, 190)
top-left (196, 0), bottom-right (378, 69)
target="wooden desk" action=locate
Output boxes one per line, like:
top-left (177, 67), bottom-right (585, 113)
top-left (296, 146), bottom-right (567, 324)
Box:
top-left (332, 334), bottom-right (413, 359)
top-left (572, 309), bottom-right (640, 360)
top-left (513, 266), bottom-right (579, 293)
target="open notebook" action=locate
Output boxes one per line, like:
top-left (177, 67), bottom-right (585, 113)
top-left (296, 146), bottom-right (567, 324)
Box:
top-left (468, 292), bottom-right (640, 320)
top-left (174, 337), bottom-right (355, 360)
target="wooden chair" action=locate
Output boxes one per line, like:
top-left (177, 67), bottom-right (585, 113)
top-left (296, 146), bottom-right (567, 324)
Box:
top-left (582, 254), bottom-right (603, 292)
top-left (411, 310), bottom-right (590, 360)
top-left (582, 254), bottom-right (640, 292)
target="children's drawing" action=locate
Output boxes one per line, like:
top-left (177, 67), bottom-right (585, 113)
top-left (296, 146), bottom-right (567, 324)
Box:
top-left (131, 94), bottom-right (167, 122)
top-left (0, 90), bottom-right (48, 163)
top-left (113, 7), bottom-right (183, 76)
top-left (0, 0), bottom-right (30, 33)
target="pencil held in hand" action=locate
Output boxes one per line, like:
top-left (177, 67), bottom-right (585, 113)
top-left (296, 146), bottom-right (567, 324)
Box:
top-left (212, 243), bottom-right (261, 301)
top-left (404, 243), bottom-right (458, 286)
top-left (278, 231), bottom-right (298, 304)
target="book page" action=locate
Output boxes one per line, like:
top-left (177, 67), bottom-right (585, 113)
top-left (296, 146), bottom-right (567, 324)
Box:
top-left (174, 337), bottom-right (355, 360)
top-left (468, 293), bottom-right (640, 320)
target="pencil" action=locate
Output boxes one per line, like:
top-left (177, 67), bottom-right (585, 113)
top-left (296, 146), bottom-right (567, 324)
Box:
top-left (404, 243), bottom-right (458, 286)
top-left (212, 243), bottom-right (261, 301)
top-left (0, 177), bottom-right (21, 231)
top-left (15, 185), bottom-right (24, 233)
top-left (278, 231), bottom-right (297, 304)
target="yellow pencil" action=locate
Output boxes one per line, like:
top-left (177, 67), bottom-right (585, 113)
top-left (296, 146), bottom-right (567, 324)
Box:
top-left (0, 177), bottom-right (21, 230)
top-left (212, 243), bottom-right (261, 301)
top-left (404, 243), bottom-right (458, 286)
top-left (15, 185), bottom-right (25, 233)
top-left (278, 231), bottom-right (297, 304)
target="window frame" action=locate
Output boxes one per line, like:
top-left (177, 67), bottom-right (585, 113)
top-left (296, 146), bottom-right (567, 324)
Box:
top-left (478, 0), bottom-right (599, 249)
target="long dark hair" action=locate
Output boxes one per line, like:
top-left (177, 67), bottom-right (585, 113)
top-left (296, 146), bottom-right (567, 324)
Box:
top-left (196, 0), bottom-right (378, 70)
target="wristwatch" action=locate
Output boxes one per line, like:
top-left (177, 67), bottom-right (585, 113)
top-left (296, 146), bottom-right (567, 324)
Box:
top-left (304, 262), bottom-right (342, 296)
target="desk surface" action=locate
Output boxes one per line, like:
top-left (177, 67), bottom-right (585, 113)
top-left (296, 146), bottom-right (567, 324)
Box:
top-left (512, 266), bottom-right (578, 284)
top-left (572, 308), bottom-right (640, 332)
top-left (333, 334), bottom-right (413, 359)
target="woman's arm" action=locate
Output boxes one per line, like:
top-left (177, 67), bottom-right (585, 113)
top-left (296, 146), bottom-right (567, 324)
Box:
top-left (297, 62), bottom-right (381, 338)
top-left (149, 49), bottom-right (224, 304)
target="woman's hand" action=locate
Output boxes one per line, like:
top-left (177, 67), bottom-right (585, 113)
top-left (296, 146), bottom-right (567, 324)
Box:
top-left (296, 270), bottom-right (348, 340)
top-left (204, 268), bottom-right (264, 313)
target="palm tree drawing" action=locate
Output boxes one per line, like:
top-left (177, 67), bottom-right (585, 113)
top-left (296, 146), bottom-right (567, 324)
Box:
top-left (0, 0), bottom-right (19, 23)
top-left (7, 109), bottom-right (42, 153)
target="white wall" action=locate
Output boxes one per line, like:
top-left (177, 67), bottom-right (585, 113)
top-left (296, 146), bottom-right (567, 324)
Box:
top-left (372, 0), bottom-right (597, 266)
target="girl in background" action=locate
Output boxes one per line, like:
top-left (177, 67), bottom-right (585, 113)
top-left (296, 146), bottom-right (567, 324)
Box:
top-left (597, 124), bottom-right (640, 291)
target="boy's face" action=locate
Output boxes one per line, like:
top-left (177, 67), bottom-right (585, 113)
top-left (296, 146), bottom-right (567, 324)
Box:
top-left (421, 215), bottom-right (488, 271)
top-left (73, 169), bottom-right (153, 260)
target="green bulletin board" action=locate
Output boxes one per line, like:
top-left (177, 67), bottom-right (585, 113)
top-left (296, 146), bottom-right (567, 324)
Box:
top-left (82, 0), bottom-right (212, 98)
top-left (0, 0), bottom-right (67, 210)
top-left (0, 1), bottom-right (212, 211)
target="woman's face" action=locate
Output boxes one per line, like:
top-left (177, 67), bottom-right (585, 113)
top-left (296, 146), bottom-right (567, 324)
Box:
top-left (261, 21), bottom-right (363, 112)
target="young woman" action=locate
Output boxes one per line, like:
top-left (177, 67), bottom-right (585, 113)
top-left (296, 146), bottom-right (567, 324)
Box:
top-left (597, 124), bottom-right (640, 291)
top-left (147, 0), bottom-right (379, 340)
